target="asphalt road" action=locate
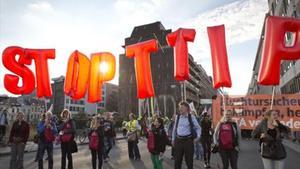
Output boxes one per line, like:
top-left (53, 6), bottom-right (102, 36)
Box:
top-left (0, 139), bottom-right (299, 169)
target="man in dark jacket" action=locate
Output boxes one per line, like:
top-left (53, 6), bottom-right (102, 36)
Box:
top-left (8, 112), bottom-right (30, 169)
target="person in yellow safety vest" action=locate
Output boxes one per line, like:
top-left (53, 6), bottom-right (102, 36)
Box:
top-left (126, 113), bottom-right (141, 160)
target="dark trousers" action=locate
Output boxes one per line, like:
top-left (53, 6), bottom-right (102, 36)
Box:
top-left (91, 149), bottom-right (103, 169)
top-left (61, 142), bottom-right (73, 169)
top-left (219, 149), bottom-right (238, 169)
top-left (104, 137), bottom-right (113, 158)
top-left (9, 143), bottom-right (25, 169)
top-left (0, 125), bottom-right (6, 142)
top-left (174, 138), bottom-right (194, 169)
top-left (128, 140), bottom-right (141, 159)
top-left (201, 138), bottom-right (212, 164)
top-left (38, 142), bottom-right (53, 169)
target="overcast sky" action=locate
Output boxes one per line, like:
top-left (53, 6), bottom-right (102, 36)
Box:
top-left (0, 0), bottom-right (268, 96)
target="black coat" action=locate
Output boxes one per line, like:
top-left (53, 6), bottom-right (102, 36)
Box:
top-left (148, 127), bottom-right (171, 155)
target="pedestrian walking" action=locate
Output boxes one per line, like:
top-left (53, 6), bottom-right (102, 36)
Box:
top-left (59, 109), bottom-right (76, 169)
top-left (0, 109), bottom-right (8, 144)
top-left (200, 112), bottom-right (213, 168)
top-left (89, 116), bottom-right (105, 169)
top-left (8, 112), bottom-right (30, 169)
top-left (103, 112), bottom-right (114, 162)
top-left (167, 114), bottom-right (175, 159)
top-left (146, 117), bottom-right (170, 169)
top-left (213, 110), bottom-right (241, 169)
top-left (172, 101), bottom-right (201, 169)
top-left (126, 113), bottom-right (141, 160)
top-left (37, 111), bottom-right (58, 169)
top-left (252, 110), bottom-right (291, 169)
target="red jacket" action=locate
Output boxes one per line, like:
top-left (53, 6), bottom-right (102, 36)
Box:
top-left (9, 120), bottom-right (30, 144)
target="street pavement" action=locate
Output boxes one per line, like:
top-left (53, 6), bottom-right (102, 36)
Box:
top-left (0, 139), bottom-right (299, 169)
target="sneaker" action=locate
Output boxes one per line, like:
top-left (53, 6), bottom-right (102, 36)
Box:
top-left (204, 163), bottom-right (208, 168)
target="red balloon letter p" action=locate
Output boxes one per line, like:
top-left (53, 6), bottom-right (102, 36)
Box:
top-left (258, 16), bottom-right (300, 85)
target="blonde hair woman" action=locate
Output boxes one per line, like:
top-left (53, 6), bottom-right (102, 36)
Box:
top-left (59, 109), bottom-right (76, 169)
top-left (213, 110), bottom-right (241, 169)
top-left (252, 110), bottom-right (290, 169)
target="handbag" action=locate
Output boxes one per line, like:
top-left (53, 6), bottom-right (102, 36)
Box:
top-left (69, 140), bottom-right (78, 153)
top-left (127, 131), bottom-right (137, 142)
top-left (211, 143), bottom-right (219, 153)
top-left (261, 140), bottom-right (286, 159)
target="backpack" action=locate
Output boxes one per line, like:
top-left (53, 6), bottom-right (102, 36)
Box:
top-left (175, 114), bottom-right (197, 139)
top-left (89, 131), bottom-right (100, 150)
top-left (61, 121), bottom-right (73, 143)
top-left (219, 122), bottom-right (237, 150)
top-left (45, 128), bottom-right (55, 142)
top-left (147, 129), bottom-right (155, 153)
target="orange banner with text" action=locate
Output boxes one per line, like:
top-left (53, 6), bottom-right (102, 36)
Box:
top-left (212, 94), bottom-right (300, 131)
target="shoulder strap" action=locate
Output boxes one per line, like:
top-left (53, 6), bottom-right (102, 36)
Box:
top-left (175, 114), bottom-right (180, 135)
top-left (188, 114), bottom-right (194, 131)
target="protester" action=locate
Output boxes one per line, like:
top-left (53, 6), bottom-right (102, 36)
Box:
top-left (147, 117), bottom-right (170, 169)
top-left (252, 110), bottom-right (291, 169)
top-left (126, 113), bottom-right (141, 160)
top-left (0, 109), bottom-right (8, 144)
top-left (60, 109), bottom-right (76, 169)
top-left (200, 112), bottom-right (213, 168)
top-left (89, 116), bottom-right (104, 169)
top-left (213, 110), bottom-right (241, 169)
top-left (122, 120), bottom-right (128, 137)
top-left (8, 112), bottom-right (30, 169)
top-left (191, 111), bottom-right (203, 161)
top-left (103, 112), bottom-right (114, 162)
top-left (167, 114), bottom-right (176, 159)
top-left (37, 111), bottom-right (58, 169)
top-left (35, 112), bottom-right (46, 162)
top-left (172, 101), bottom-right (201, 169)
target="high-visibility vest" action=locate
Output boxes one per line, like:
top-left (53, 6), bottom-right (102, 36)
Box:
top-left (127, 120), bottom-right (137, 132)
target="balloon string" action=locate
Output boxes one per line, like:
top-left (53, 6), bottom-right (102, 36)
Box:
top-left (270, 86), bottom-right (275, 110)
top-left (222, 87), bottom-right (226, 112)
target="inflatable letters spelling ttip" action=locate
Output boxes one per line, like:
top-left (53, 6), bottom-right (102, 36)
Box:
top-left (258, 16), bottom-right (300, 85)
top-left (88, 52), bottom-right (116, 103)
top-left (64, 50), bottom-right (90, 100)
top-left (2, 46), bottom-right (55, 97)
top-left (207, 25), bottom-right (232, 89)
top-left (166, 28), bottom-right (196, 81)
top-left (126, 39), bottom-right (158, 98)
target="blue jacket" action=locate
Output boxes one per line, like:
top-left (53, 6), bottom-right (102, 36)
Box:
top-left (37, 120), bottom-right (58, 142)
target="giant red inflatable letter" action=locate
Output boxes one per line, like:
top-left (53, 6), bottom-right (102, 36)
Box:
top-left (25, 49), bottom-right (55, 97)
top-left (2, 46), bottom-right (35, 95)
top-left (126, 39), bottom-right (158, 98)
top-left (207, 25), bottom-right (232, 89)
top-left (88, 52), bottom-right (116, 103)
top-left (64, 50), bottom-right (90, 100)
top-left (258, 16), bottom-right (300, 85)
top-left (166, 28), bottom-right (196, 81)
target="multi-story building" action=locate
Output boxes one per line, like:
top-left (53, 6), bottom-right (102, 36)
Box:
top-left (118, 22), bottom-right (216, 118)
top-left (51, 76), bottom-right (118, 116)
top-left (248, 0), bottom-right (300, 94)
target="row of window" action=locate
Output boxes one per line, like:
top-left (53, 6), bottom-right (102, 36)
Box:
top-left (66, 99), bottom-right (85, 105)
top-left (281, 75), bottom-right (300, 94)
top-left (67, 106), bottom-right (85, 112)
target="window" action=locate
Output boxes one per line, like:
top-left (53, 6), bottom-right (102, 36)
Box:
top-left (66, 99), bottom-right (69, 104)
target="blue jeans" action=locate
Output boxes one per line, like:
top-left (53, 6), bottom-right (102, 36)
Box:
top-left (194, 141), bottom-right (203, 159)
top-left (38, 141), bottom-right (53, 169)
top-left (104, 137), bottom-right (113, 158)
top-left (262, 158), bottom-right (285, 169)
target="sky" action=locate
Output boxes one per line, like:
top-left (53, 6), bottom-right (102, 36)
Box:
top-left (0, 0), bottom-right (269, 96)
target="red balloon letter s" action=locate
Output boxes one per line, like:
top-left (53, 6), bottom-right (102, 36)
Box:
top-left (2, 46), bottom-right (35, 95)
top-left (167, 28), bottom-right (196, 81)
top-left (258, 16), bottom-right (300, 85)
